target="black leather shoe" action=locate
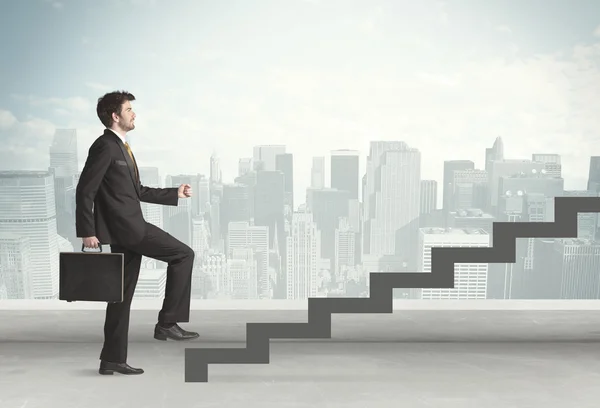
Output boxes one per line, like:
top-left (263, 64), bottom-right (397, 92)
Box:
top-left (154, 323), bottom-right (199, 341)
top-left (99, 361), bottom-right (144, 375)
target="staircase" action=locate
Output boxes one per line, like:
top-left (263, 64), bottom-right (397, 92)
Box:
top-left (184, 196), bottom-right (600, 382)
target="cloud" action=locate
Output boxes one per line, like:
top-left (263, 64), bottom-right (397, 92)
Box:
top-left (0, 110), bottom-right (17, 130)
top-left (10, 94), bottom-right (93, 116)
top-left (357, 6), bottom-right (385, 35)
top-left (496, 25), bottom-right (512, 34)
top-left (85, 82), bottom-right (115, 93)
top-left (235, 35), bottom-right (600, 193)
top-left (416, 72), bottom-right (459, 87)
top-left (3, 4), bottom-right (600, 202)
top-left (0, 110), bottom-right (57, 171)
top-left (594, 25), bottom-right (600, 37)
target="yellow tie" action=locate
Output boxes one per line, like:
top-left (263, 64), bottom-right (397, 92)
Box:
top-left (124, 142), bottom-right (139, 181)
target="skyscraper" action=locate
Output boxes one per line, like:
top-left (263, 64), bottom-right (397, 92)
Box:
top-left (311, 156), bottom-right (325, 189)
top-left (253, 145), bottom-right (286, 171)
top-left (330, 149), bottom-right (359, 199)
top-left (442, 160), bottom-right (474, 214)
top-left (228, 221), bottom-right (269, 298)
top-left (587, 156), bottom-right (600, 193)
top-left (254, 170), bottom-right (285, 256)
top-left (532, 154), bottom-right (562, 178)
top-left (420, 180), bottom-right (437, 215)
top-left (362, 142), bottom-right (421, 267)
top-left (0, 171), bottom-right (60, 299)
top-left (49, 129), bottom-right (79, 247)
top-left (49, 129), bottom-right (78, 177)
top-left (485, 136), bottom-right (504, 173)
top-left (138, 167), bottom-right (163, 229)
top-left (275, 153), bottom-right (294, 210)
top-left (0, 233), bottom-right (32, 299)
top-left (286, 209), bottom-right (320, 299)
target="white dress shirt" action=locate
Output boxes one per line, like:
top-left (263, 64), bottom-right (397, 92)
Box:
top-left (107, 128), bottom-right (127, 145)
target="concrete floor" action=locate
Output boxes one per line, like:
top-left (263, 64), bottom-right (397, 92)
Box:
top-left (2, 308), bottom-right (600, 407)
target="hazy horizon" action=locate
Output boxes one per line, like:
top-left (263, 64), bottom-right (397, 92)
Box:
top-left (1, 0), bottom-right (600, 205)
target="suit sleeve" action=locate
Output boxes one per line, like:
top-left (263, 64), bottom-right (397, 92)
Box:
top-left (139, 185), bottom-right (179, 206)
top-left (75, 139), bottom-right (111, 237)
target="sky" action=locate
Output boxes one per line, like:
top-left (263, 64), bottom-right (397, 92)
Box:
top-left (0, 0), bottom-right (599, 205)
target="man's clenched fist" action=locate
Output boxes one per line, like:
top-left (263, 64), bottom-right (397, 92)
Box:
top-left (82, 236), bottom-right (100, 249)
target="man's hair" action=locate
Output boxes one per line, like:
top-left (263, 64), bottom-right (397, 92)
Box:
top-left (96, 90), bottom-right (136, 128)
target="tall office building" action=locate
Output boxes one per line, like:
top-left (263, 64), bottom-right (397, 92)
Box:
top-left (0, 171), bottom-right (60, 299)
top-left (199, 253), bottom-right (228, 298)
top-left (254, 170), bottom-right (286, 257)
top-left (331, 149), bottom-right (359, 199)
top-left (362, 141), bottom-right (421, 267)
top-left (334, 217), bottom-right (356, 278)
top-left (238, 158), bottom-right (253, 176)
top-left (417, 228), bottom-right (490, 300)
top-left (49, 129), bottom-right (79, 247)
top-left (498, 172), bottom-right (564, 199)
top-left (275, 153), bottom-right (294, 210)
top-left (49, 129), bottom-right (78, 177)
top-left (587, 156), bottom-right (600, 193)
top-left (308, 188), bottom-right (351, 273)
top-left (253, 145), bottom-right (286, 172)
top-left (311, 157), bottom-right (325, 189)
top-left (192, 217), bottom-right (211, 257)
top-left (163, 174), bottom-right (196, 246)
top-left (540, 239), bottom-right (600, 299)
top-left (220, 183), bottom-right (252, 238)
top-left (228, 248), bottom-right (258, 299)
top-left (286, 210), bottom-right (321, 299)
top-left (532, 154), bottom-right (561, 178)
top-left (485, 136), bottom-right (504, 173)
top-left (191, 217), bottom-right (211, 298)
top-left (488, 160), bottom-right (545, 210)
top-left (133, 266), bottom-right (167, 299)
top-left (443, 160), bottom-right (474, 213)
top-left (0, 234), bottom-right (32, 299)
top-left (195, 175), bottom-right (211, 215)
top-left (452, 169), bottom-right (488, 211)
top-left (420, 180), bottom-right (437, 215)
top-left (210, 153), bottom-right (222, 184)
top-left (138, 167), bottom-right (163, 229)
top-left (227, 221), bottom-right (270, 298)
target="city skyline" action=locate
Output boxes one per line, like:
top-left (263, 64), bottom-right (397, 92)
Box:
top-left (3, 127), bottom-right (600, 302)
top-left (1, 0), bottom-right (600, 206)
top-left (2, 0), bottom-right (600, 303)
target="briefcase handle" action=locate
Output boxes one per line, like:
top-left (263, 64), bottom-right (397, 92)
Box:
top-left (81, 244), bottom-right (103, 253)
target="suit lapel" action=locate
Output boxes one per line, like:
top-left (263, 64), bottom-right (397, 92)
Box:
top-left (105, 129), bottom-right (141, 198)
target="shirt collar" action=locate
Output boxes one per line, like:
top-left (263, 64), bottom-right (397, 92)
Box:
top-left (107, 128), bottom-right (127, 144)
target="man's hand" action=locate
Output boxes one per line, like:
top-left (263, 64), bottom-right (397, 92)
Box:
top-left (178, 183), bottom-right (192, 198)
top-left (82, 236), bottom-right (100, 249)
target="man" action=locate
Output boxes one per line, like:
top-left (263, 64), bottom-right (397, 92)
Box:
top-left (75, 90), bottom-right (199, 376)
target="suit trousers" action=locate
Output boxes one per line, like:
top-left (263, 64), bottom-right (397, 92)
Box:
top-left (99, 222), bottom-right (195, 363)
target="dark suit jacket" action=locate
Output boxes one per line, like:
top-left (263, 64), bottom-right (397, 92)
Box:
top-left (75, 129), bottom-right (179, 246)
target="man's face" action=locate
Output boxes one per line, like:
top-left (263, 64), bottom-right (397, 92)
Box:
top-left (113, 100), bottom-right (136, 132)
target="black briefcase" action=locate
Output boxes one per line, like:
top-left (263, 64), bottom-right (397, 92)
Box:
top-left (59, 244), bottom-right (124, 303)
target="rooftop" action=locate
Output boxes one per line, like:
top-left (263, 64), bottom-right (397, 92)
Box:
top-left (0, 170), bottom-right (52, 178)
top-left (1, 300), bottom-right (599, 407)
